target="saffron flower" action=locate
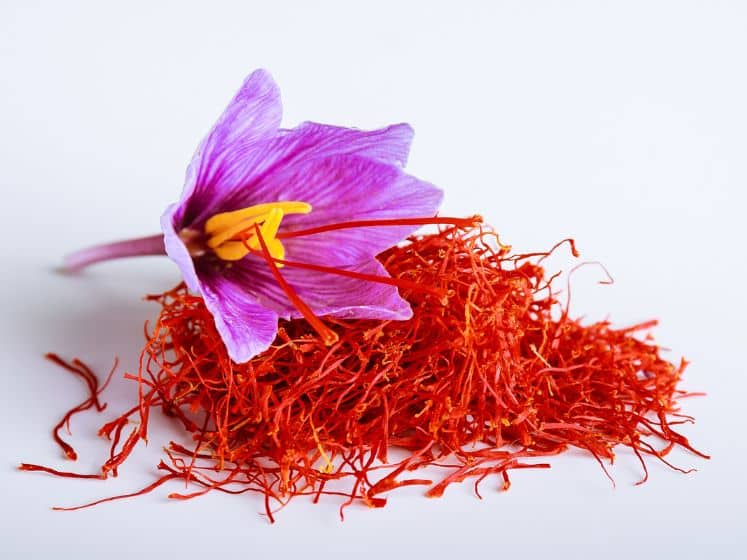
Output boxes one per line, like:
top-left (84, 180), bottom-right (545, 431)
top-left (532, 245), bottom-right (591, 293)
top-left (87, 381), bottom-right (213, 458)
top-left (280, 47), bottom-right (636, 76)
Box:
top-left (64, 69), bottom-right (443, 362)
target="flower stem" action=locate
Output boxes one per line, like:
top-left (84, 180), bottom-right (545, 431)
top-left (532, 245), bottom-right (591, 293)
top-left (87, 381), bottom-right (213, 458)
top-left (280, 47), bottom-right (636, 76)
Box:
top-left (62, 234), bottom-right (166, 273)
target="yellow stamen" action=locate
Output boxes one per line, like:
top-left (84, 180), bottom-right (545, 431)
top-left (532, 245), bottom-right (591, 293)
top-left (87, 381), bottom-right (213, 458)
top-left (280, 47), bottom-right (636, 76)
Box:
top-left (205, 202), bottom-right (311, 235)
top-left (204, 201), bottom-right (311, 263)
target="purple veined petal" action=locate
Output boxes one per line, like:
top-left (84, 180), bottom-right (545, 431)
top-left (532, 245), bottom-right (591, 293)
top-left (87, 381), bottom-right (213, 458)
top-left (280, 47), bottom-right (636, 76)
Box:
top-left (252, 154), bottom-right (442, 266)
top-left (164, 202), bottom-right (281, 363)
top-left (198, 269), bottom-right (281, 363)
top-left (185, 122), bottom-right (415, 226)
top-left (291, 121), bottom-right (414, 167)
top-left (161, 203), bottom-right (201, 292)
top-left (177, 69), bottom-right (282, 227)
top-left (221, 255), bottom-right (413, 322)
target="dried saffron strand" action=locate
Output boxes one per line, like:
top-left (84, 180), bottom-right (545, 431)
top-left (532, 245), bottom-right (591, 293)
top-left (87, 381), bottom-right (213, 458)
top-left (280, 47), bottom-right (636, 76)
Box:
top-left (277, 215), bottom-right (482, 239)
top-left (264, 255), bottom-right (447, 298)
top-left (43, 354), bottom-right (118, 460)
top-left (253, 224), bottom-right (339, 346)
top-left (53, 469), bottom-right (182, 512)
top-left (18, 463), bottom-right (104, 480)
top-left (27, 223), bottom-right (706, 519)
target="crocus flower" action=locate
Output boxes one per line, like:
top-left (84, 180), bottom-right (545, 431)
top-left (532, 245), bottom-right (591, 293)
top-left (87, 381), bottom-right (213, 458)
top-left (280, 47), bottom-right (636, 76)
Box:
top-left (64, 69), bottom-right (443, 362)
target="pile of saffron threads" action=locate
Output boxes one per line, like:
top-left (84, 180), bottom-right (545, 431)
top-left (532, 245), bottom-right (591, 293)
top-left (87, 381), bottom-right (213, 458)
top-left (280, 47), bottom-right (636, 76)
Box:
top-left (22, 223), bottom-right (707, 521)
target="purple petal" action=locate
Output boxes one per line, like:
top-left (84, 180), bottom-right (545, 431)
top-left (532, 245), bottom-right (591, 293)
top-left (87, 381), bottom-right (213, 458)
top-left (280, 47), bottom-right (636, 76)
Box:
top-left (163, 202), bottom-right (281, 363)
top-left (221, 256), bottom-right (412, 321)
top-left (199, 270), bottom-right (281, 363)
top-left (261, 154), bottom-right (442, 265)
top-left (186, 122), bottom-right (415, 226)
top-left (161, 203), bottom-right (201, 292)
top-left (177, 69), bottom-right (282, 226)
top-left (288, 121), bottom-right (414, 167)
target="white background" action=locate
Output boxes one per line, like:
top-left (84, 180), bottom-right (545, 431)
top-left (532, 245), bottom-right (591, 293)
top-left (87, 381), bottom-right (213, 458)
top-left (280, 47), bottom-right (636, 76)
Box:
top-left (1, 1), bottom-right (745, 558)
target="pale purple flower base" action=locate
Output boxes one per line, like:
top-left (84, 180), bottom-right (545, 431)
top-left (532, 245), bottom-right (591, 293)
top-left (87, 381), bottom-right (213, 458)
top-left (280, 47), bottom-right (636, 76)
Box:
top-left (62, 234), bottom-right (166, 273)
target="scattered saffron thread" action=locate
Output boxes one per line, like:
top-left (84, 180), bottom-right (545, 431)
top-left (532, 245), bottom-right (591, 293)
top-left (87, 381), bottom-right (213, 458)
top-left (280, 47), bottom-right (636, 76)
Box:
top-left (45, 354), bottom-right (117, 461)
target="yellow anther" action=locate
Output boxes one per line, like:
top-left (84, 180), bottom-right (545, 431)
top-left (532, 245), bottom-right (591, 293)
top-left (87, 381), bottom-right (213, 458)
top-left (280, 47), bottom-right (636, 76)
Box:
top-left (205, 201), bottom-right (310, 263)
top-left (260, 207), bottom-right (284, 242)
top-left (213, 240), bottom-right (255, 261)
top-left (205, 201), bottom-right (311, 236)
top-left (213, 232), bottom-right (286, 262)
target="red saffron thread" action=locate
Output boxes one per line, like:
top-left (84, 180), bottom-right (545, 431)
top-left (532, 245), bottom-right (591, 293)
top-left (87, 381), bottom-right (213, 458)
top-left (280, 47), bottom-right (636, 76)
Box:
top-left (25, 223), bottom-right (707, 520)
top-left (277, 215), bottom-right (482, 239)
top-left (265, 255), bottom-right (446, 299)
top-left (44, 354), bottom-right (118, 460)
top-left (18, 463), bottom-right (105, 480)
top-left (253, 223), bottom-right (339, 346)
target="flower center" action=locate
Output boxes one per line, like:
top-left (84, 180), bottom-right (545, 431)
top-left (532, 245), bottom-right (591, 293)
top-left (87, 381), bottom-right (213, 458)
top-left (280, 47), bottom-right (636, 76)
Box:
top-left (203, 201), bottom-right (312, 263)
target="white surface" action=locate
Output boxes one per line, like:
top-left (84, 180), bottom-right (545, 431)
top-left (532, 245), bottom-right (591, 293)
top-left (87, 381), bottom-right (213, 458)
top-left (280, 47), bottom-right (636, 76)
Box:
top-left (1, 1), bottom-right (745, 558)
